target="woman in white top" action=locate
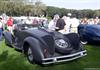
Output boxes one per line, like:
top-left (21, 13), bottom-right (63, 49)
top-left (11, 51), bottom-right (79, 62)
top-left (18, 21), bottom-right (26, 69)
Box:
top-left (48, 14), bottom-right (60, 31)
top-left (25, 17), bottom-right (33, 24)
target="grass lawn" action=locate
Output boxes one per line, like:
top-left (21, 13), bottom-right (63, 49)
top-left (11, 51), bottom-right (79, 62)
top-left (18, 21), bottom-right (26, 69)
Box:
top-left (0, 40), bottom-right (100, 70)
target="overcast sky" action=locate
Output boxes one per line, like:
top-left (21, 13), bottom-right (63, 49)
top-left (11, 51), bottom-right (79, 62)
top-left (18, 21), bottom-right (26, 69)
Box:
top-left (42, 0), bottom-right (100, 10)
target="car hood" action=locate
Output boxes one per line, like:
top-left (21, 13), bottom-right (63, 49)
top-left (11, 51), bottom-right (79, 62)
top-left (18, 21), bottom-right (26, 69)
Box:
top-left (86, 24), bottom-right (100, 35)
top-left (87, 24), bottom-right (100, 29)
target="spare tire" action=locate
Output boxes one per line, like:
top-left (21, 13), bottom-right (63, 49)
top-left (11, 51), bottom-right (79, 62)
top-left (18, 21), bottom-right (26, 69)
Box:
top-left (55, 37), bottom-right (73, 54)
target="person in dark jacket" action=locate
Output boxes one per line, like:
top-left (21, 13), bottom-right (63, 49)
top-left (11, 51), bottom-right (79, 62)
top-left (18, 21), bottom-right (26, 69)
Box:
top-left (56, 18), bottom-right (66, 31)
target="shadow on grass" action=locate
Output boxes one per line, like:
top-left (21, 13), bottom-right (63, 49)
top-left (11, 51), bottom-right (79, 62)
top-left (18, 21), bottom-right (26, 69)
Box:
top-left (0, 51), bottom-right (30, 70)
top-left (87, 42), bottom-right (100, 47)
top-left (0, 50), bottom-right (85, 70)
top-left (0, 50), bottom-right (8, 62)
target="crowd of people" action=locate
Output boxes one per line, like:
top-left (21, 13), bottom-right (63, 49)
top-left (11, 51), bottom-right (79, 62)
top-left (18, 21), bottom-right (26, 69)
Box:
top-left (0, 15), bottom-right (48, 40)
top-left (48, 14), bottom-right (100, 34)
top-left (80, 17), bottom-right (100, 24)
top-left (48, 14), bottom-right (80, 34)
top-left (0, 13), bottom-right (100, 41)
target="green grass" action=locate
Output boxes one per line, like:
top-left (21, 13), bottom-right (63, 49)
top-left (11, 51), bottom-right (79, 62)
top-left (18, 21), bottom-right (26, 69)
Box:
top-left (0, 40), bottom-right (100, 70)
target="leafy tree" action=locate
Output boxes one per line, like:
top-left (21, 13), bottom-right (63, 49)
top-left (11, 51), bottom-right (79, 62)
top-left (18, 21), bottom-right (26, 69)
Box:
top-left (33, 0), bottom-right (46, 16)
top-left (0, 0), bottom-right (99, 18)
top-left (94, 10), bottom-right (100, 18)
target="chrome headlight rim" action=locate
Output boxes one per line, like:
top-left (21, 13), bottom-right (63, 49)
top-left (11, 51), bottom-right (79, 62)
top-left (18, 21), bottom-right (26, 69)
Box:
top-left (55, 38), bottom-right (69, 48)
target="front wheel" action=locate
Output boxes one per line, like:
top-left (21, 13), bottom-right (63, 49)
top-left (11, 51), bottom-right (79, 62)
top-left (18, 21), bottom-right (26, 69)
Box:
top-left (27, 47), bottom-right (34, 64)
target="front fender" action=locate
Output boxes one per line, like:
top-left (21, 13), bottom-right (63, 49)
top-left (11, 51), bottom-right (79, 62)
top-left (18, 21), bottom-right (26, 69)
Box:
top-left (64, 33), bottom-right (81, 50)
top-left (23, 37), bottom-right (44, 63)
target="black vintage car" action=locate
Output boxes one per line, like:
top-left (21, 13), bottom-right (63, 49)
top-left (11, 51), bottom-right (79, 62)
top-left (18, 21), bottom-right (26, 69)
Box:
top-left (3, 24), bottom-right (86, 65)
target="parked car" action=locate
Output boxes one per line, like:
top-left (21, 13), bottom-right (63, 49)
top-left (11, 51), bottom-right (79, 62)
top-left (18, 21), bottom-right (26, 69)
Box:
top-left (3, 24), bottom-right (86, 65)
top-left (78, 24), bottom-right (100, 43)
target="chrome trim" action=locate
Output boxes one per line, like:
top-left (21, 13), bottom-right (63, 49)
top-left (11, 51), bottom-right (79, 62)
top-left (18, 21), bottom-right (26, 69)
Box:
top-left (42, 50), bottom-right (87, 64)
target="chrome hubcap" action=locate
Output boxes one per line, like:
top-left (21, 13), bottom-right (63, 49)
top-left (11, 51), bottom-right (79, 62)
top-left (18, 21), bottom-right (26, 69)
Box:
top-left (55, 39), bottom-right (68, 48)
top-left (28, 47), bottom-right (33, 61)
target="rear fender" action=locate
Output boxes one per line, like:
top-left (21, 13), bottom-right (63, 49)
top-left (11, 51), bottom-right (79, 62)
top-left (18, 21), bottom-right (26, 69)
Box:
top-left (3, 31), bottom-right (13, 47)
top-left (23, 37), bottom-right (44, 63)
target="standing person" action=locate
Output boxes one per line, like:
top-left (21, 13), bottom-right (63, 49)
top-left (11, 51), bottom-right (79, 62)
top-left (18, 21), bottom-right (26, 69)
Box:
top-left (1, 13), bottom-right (8, 31)
top-left (97, 19), bottom-right (100, 24)
top-left (6, 16), bottom-right (13, 34)
top-left (70, 15), bottom-right (80, 33)
top-left (25, 17), bottom-right (33, 24)
top-left (95, 17), bottom-right (99, 24)
top-left (0, 17), bottom-right (3, 41)
top-left (48, 14), bottom-right (60, 31)
top-left (62, 16), bottom-right (72, 34)
top-left (56, 18), bottom-right (66, 32)
top-left (33, 18), bottom-right (38, 25)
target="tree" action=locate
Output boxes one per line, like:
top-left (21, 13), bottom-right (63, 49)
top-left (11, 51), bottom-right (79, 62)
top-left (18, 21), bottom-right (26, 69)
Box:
top-left (0, 0), bottom-right (34, 16)
top-left (33, 0), bottom-right (46, 16)
top-left (94, 10), bottom-right (100, 18)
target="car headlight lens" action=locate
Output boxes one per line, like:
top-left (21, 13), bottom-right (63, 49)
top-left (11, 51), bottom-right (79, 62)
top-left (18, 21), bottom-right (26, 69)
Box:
top-left (55, 39), bottom-right (68, 48)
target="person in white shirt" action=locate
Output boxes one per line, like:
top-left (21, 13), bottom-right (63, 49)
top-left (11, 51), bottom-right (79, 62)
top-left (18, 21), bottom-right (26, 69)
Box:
top-left (0, 21), bottom-right (3, 29)
top-left (70, 15), bottom-right (80, 33)
top-left (48, 14), bottom-right (60, 31)
top-left (61, 16), bottom-right (72, 34)
top-left (0, 17), bottom-right (3, 41)
top-left (25, 17), bottom-right (33, 24)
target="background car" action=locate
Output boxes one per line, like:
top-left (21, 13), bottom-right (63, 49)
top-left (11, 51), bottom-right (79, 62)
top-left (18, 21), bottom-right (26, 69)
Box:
top-left (78, 24), bottom-right (100, 44)
top-left (3, 24), bottom-right (86, 65)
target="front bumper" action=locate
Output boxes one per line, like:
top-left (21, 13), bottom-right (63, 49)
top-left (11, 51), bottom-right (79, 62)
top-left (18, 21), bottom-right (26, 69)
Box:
top-left (42, 50), bottom-right (87, 64)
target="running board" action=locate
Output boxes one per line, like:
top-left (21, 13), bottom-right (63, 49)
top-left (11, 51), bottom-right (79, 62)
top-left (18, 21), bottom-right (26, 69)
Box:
top-left (42, 50), bottom-right (87, 64)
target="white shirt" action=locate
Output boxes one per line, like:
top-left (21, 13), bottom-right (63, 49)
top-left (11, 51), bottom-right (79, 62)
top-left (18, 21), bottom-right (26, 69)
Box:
top-left (70, 18), bottom-right (80, 28)
top-left (48, 20), bottom-right (56, 31)
top-left (65, 18), bottom-right (72, 33)
top-left (0, 21), bottom-right (3, 28)
top-left (25, 19), bottom-right (33, 24)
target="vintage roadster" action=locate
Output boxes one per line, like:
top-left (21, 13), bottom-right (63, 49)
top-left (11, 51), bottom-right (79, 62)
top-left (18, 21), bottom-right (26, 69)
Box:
top-left (3, 24), bottom-right (86, 65)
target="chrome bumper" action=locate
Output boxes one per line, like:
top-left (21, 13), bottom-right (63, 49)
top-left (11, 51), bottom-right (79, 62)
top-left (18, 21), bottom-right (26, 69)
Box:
top-left (42, 50), bottom-right (87, 64)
